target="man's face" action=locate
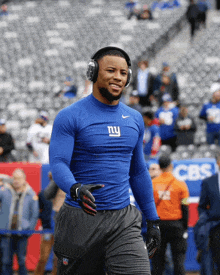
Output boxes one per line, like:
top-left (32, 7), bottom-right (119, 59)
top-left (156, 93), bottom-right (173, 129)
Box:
top-left (139, 61), bottom-right (148, 71)
top-left (163, 66), bottom-right (170, 72)
top-left (213, 90), bottom-right (220, 102)
top-left (96, 55), bottom-right (129, 103)
top-left (143, 116), bottom-right (151, 126)
top-left (163, 100), bottom-right (170, 108)
top-left (149, 164), bottom-right (161, 179)
top-left (0, 125), bottom-right (6, 134)
top-left (64, 81), bottom-right (71, 86)
top-left (12, 170), bottom-right (26, 190)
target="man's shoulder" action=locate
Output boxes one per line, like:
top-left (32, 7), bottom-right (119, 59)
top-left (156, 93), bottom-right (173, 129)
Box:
top-left (150, 124), bottom-right (159, 132)
top-left (56, 97), bottom-right (89, 118)
top-left (203, 173), bottom-right (218, 184)
top-left (26, 184), bottom-right (38, 198)
top-left (28, 123), bottom-right (41, 131)
top-left (66, 96), bottom-right (89, 110)
top-left (174, 177), bottom-right (188, 189)
top-left (45, 124), bottom-right (53, 130)
top-left (171, 106), bottom-right (179, 113)
top-left (120, 102), bottom-right (142, 118)
top-left (155, 106), bottom-right (163, 114)
top-left (152, 174), bottom-right (163, 183)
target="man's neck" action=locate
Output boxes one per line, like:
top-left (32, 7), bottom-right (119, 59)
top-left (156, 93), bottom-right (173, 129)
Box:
top-left (13, 184), bottom-right (26, 193)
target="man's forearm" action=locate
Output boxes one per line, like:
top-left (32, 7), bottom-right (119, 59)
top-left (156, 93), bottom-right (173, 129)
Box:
top-left (130, 169), bottom-right (159, 221)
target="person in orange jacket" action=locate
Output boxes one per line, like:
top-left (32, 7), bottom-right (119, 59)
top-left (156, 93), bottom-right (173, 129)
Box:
top-left (151, 154), bottom-right (189, 275)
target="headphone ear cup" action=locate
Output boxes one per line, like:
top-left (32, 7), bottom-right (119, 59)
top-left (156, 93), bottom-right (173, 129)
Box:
top-left (125, 68), bottom-right (132, 88)
top-left (86, 60), bottom-right (99, 83)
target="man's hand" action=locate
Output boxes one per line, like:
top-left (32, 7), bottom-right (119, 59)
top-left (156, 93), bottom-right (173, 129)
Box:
top-left (70, 183), bottom-right (104, 216)
top-left (146, 220), bottom-right (161, 258)
top-left (0, 147), bottom-right (4, 155)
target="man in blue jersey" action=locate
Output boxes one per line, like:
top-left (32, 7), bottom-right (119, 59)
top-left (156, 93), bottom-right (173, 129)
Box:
top-left (199, 85), bottom-right (220, 145)
top-left (155, 93), bottom-right (179, 152)
top-left (49, 46), bottom-right (160, 275)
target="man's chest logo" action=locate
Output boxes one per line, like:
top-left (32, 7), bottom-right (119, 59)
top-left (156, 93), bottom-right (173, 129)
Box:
top-left (107, 126), bottom-right (121, 137)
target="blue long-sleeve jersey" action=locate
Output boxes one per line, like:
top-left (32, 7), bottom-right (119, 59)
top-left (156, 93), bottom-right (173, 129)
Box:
top-left (155, 106), bottom-right (179, 140)
top-left (49, 94), bottom-right (158, 221)
top-left (199, 101), bottom-right (220, 133)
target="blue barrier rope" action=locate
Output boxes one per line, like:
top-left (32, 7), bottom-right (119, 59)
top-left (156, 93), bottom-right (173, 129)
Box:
top-left (0, 229), bottom-right (54, 235)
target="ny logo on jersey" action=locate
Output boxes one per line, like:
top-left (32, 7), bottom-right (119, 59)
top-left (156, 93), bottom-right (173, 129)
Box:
top-left (107, 126), bottom-right (121, 137)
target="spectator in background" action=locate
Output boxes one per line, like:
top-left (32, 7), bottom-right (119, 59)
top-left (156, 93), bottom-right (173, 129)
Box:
top-left (126, 1), bottom-right (142, 19)
top-left (174, 104), bottom-right (197, 146)
top-left (125, 0), bottom-right (139, 19)
top-left (197, 0), bottom-right (209, 28)
top-left (0, 169), bottom-right (39, 275)
top-left (0, 4), bottom-right (8, 16)
top-left (132, 59), bottom-right (155, 107)
top-left (26, 111), bottom-right (52, 164)
top-left (148, 163), bottom-right (161, 179)
top-left (151, 0), bottom-right (181, 10)
top-left (196, 152), bottom-right (220, 274)
top-left (136, 4), bottom-right (153, 20)
top-left (55, 76), bottom-right (77, 98)
top-left (186, 0), bottom-right (200, 39)
top-left (151, 155), bottom-right (189, 275)
top-left (143, 111), bottom-right (161, 161)
top-left (34, 186), bottom-right (53, 275)
top-left (199, 84), bottom-right (220, 145)
top-left (155, 93), bottom-right (179, 152)
top-left (127, 90), bottom-right (142, 113)
top-left (153, 62), bottom-right (179, 106)
top-left (0, 119), bottom-right (15, 162)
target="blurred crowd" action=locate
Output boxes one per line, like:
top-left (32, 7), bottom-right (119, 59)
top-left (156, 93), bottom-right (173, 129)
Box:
top-left (0, 28), bottom-right (219, 272)
top-left (115, 59), bottom-right (220, 162)
top-left (0, 1), bottom-right (219, 274)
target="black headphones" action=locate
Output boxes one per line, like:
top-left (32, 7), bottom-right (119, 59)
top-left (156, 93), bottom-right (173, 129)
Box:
top-left (86, 46), bottom-right (132, 88)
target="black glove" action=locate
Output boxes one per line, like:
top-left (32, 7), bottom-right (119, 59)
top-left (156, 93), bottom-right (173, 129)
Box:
top-left (70, 183), bottom-right (104, 216)
top-left (146, 220), bottom-right (161, 258)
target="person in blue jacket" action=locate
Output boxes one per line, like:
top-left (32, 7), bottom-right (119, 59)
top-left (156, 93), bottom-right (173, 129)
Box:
top-left (197, 0), bottom-right (209, 28)
top-left (155, 93), bottom-right (179, 152)
top-left (55, 76), bottom-right (77, 98)
top-left (0, 169), bottom-right (39, 275)
top-left (196, 151), bottom-right (220, 274)
top-left (49, 46), bottom-right (161, 275)
top-left (199, 85), bottom-right (220, 145)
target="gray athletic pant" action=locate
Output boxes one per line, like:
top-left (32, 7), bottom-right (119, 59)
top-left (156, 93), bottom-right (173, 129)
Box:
top-left (54, 203), bottom-right (151, 275)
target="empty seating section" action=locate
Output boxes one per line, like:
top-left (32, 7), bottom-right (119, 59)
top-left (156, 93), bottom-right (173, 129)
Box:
top-left (0, 0), bottom-right (201, 160)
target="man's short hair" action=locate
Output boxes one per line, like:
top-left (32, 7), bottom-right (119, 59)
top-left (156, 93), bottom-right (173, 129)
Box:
top-left (158, 154), bottom-right (171, 169)
top-left (143, 111), bottom-right (154, 120)
top-left (94, 49), bottom-right (128, 65)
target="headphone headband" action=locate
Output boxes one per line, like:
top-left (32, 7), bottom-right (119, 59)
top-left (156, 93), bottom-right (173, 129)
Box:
top-left (91, 46), bottom-right (131, 67)
top-left (86, 46), bottom-right (132, 87)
